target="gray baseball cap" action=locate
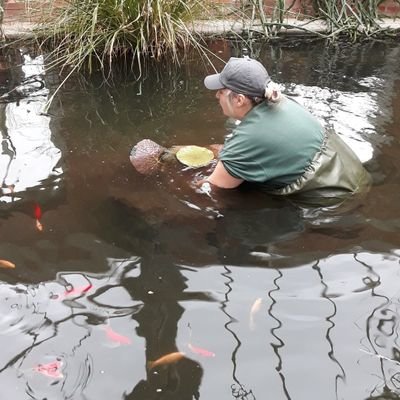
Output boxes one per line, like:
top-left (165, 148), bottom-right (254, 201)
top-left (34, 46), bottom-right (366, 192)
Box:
top-left (204, 57), bottom-right (271, 98)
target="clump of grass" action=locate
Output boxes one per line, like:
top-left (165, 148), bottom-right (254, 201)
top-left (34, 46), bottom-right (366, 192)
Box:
top-left (243, 0), bottom-right (397, 40)
top-left (36, 0), bottom-right (212, 75)
top-left (313, 0), bottom-right (389, 39)
top-left (33, 0), bottom-right (216, 111)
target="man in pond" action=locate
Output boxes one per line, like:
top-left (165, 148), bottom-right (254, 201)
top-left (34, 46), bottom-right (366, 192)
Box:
top-left (199, 56), bottom-right (371, 202)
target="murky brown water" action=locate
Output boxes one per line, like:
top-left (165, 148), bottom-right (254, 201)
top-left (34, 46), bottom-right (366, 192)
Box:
top-left (0, 39), bottom-right (400, 400)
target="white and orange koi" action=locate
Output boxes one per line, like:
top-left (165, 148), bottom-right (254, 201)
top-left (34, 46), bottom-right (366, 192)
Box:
top-left (0, 259), bottom-right (15, 269)
top-left (249, 297), bottom-right (263, 331)
top-left (34, 203), bottom-right (43, 232)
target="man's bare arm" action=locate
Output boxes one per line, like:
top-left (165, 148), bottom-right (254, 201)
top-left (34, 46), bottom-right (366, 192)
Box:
top-left (206, 161), bottom-right (243, 189)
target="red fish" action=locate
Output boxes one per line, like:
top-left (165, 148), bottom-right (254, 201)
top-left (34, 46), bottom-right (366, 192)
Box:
top-left (34, 203), bottom-right (43, 232)
top-left (188, 343), bottom-right (215, 358)
top-left (103, 325), bottom-right (132, 345)
top-left (33, 360), bottom-right (63, 378)
top-left (59, 284), bottom-right (93, 299)
top-left (34, 203), bottom-right (42, 219)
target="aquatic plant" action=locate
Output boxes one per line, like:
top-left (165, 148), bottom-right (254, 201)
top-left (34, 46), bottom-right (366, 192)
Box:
top-left (35, 0), bottom-right (212, 75)
top-left (233, 0), bottom-right (398, 40)
top-left (175, 145), bottom-right (214, 168)
top-left (312, 0), bottom-right (395, 39)
top-left (31, 0), bottom-right (217, 111)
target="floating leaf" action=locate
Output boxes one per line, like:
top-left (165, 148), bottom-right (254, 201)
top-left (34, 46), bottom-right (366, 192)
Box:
top-left (176, 146), bottom-right (214, 168)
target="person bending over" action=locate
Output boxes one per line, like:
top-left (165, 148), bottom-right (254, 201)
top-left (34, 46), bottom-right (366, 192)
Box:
top-left (200, 56), bottom-right (371, 199)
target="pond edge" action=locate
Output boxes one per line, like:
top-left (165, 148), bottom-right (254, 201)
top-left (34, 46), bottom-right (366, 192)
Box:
top-left (1, 17), bottom-right (400, 40)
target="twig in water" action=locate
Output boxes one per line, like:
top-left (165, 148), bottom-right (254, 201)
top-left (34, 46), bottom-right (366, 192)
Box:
top-left (360, 348), bottom-right (400, 366)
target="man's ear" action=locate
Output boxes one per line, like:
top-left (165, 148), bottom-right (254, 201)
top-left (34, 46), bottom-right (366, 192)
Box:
top-left (236, 94), bottom-right (246, 107)
top-left (237, 94), bottom-right (249, 107)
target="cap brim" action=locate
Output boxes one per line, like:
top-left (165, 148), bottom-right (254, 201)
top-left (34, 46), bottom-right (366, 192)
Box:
top-left (204, 74), bottom-right (224, 90)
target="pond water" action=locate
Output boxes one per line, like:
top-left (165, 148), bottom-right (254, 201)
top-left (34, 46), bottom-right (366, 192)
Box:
top-left (0, 39), bottom-right (400, 400)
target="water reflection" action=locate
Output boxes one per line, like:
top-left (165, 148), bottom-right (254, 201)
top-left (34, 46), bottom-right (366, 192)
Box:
top-left (312, 261), bottom-right (346, 399)
top-left (174, 251), bottom-right (400, 400)
top-left (354, 253), bottom-right (400, 400)
top-left (0, 246), bottom-right (206, 399)
top-left (254, 41), bottom-right (400, 168)
top-left (0, 39), bottom-right (400, 400)
top-left (0, 251), bottom-right (144, 399)
top-left (2, 249), bottom-right (400, 399)
top-left (123, 254), bottom-right (204, 400)
top-left (0, 49), bottom-right (63, 204)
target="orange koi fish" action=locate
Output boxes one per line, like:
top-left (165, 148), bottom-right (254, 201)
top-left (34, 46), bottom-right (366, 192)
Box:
top-left (34, 203), bottom-right (43, 232)
top-left (0, 259), bottom-right (15, 269)
top-left (33, 360), bottom-right (63, 379)
top-left (188, 343), bottom-right (215, 358)
top-left (59, 284), bottom-right (93, 299)
top-left (103, 325), bottom-right (132, 345)
top-left (249, 297), bottom-right (263, 331)
top-left (147, 351), bottom-right (185, 370)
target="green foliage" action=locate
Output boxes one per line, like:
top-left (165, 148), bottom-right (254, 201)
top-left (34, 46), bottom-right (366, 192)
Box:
top-left (37, 0), bottom-right (209, 75)
top-left (312, 0), bottom-right (385, 39)
top-left (244, 0), bottom-right (398, 40)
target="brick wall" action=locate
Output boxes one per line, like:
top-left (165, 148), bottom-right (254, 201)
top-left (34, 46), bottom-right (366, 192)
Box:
top-left (2, 0), bottom-right (399, 23)
top-left (378, 0), bottom-right (400, 17)
top-left (3, 0), bottom-right (64, 23)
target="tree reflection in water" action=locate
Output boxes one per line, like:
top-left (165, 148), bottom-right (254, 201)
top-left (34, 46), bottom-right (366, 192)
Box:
top-left (123, 254), bottom-right (204, 400)
top-left (355, 253), bottom-right (400, 400)
top-left (0, 48), bottom-right (63, 205)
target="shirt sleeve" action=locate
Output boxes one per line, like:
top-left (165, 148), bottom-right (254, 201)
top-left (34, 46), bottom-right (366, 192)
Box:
top-left (219, 129), bottom-right (269, 182)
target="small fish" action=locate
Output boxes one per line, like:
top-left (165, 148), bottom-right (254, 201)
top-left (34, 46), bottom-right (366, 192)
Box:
top-left (33, 360), bottom-right (63, 379)
top-left (188, 343), bottom-right (215, 358)
top-left (35, 219), bottom-right (43, 232)
top-left (147, 351), bottom-right (185, 369)
top-left (0, 259), bottom-right (15, 269)
top-left (59, 284), bottom-right (93, 299)
top-left (249, 298), bottom-right (263, 331)
top-left (103, 325), bottom-right (131, 346)
top-left (34, 203), bottom-right (42, 219)
top-left (34, 203), bottom-right (43, 232)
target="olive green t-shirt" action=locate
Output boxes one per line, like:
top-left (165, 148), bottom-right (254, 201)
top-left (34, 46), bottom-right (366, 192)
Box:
top-left (220, 97), bottom-right (324, 189)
